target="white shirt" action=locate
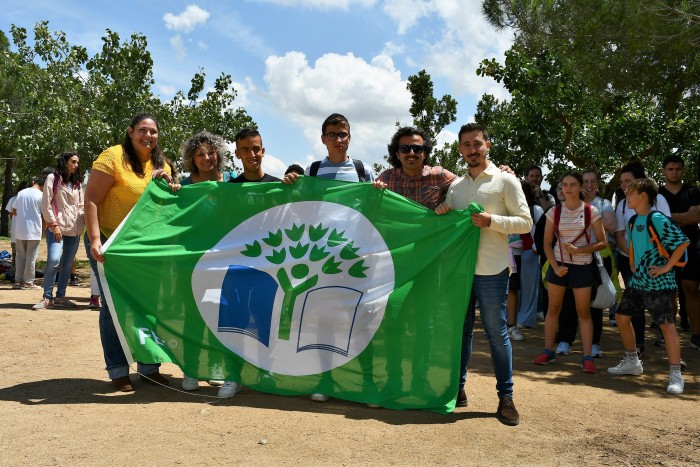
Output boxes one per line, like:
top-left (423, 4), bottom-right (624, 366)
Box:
top-left (13, 187), bottom-right (44, 241)
top-left (446, 162), bottom-right (532, 275)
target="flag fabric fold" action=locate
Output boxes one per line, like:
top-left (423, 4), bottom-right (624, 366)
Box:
top-left (101, 177), bottom-right (480, 413)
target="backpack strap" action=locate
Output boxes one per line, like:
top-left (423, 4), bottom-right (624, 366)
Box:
top-left (51, 172), bottom-right (61, 225)
top-left (352, 159), bottom-right (366, 181)
top-left (647, 211), bottom-right (688, 267)
top-left (309, 161), bottom-right (321, 177)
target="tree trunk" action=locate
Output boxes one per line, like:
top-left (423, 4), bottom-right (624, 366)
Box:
top-left (1, 157), bottom-right (14, 237)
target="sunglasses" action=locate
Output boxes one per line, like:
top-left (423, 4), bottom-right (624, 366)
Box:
top-left (398, 144), bottom-right (426, 154)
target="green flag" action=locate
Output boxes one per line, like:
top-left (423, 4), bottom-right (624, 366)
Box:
top-left (101, 177), bottom-right (480, 413)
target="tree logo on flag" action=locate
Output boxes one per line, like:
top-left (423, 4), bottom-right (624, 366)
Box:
top-left (191, 201), bottom-right (395, 376)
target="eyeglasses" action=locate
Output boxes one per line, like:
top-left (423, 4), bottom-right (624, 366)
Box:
top-left (323, 131), bottom-right (350, 141)
top-left (398, 144), bottom-right (426, 154)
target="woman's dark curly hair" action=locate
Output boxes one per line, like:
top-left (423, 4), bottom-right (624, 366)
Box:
top-left (55, 152), bottom-right (83, 184)
top-left (122, 113), bottom-right (166, 177)
top-left (386, 126), bottom-right (432, 169)
top-left (180, 131), bottom-right (227, 174)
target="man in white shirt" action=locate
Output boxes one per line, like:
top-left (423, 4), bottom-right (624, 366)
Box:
top-left (435, 123), bottom-right (532, 425)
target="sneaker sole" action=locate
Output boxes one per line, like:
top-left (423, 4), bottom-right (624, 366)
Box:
top-left (666, 387), bottom-right (684, 395)
top-left (607, 369), bottom-right (643, 376)
top-left (534, 359), bottom-right (556, 365)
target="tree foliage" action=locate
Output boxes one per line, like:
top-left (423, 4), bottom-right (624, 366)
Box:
top-left (376, 70), bottom-right (463, 176)
top-left (477, 0), bottom-right (700, 195)
top-left (0, 22), bottom-right (254, 235)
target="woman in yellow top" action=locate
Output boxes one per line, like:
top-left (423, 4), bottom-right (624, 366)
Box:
top-left (84, 113), bottom-right (175, 392)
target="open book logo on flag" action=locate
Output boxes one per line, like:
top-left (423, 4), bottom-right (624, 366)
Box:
top-left (191, 201), bottom-right (395, 376)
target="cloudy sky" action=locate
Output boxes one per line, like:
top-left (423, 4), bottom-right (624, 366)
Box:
top-left (2, 0), bottom-right (514, 177)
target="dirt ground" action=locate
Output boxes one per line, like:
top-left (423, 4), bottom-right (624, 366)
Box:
top-left (0, 238), bottom-right (698, 466)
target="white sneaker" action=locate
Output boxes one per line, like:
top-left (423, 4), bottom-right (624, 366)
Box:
top-left (509, 326), bottom-right (524, 341)
top-left (608, 355), bottom-right (643, 375)
top-left (181, 376), bottom-right (199, 391)
top-left (591, 343), bottom-right (603, 358)
top-left (218, 381), bottom-right (242, 398)
top-left (666, 371), bottom-right (684, 395)
top-left (32, 298), bottom-right (52, 310)
top-left (536, 311), bottom-right (545, 321)
top-left (310, 393), bottom-right (329, 402)
top-left (555, 341), bottom-right (571, 355)
top-left (208, 380), bottom-right (224, 387)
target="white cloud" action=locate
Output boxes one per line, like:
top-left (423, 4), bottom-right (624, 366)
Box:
top-left (380, 41), bottom-right (404, 57)
top-left (251, 0), bottom-right (376, 9)
top-left (263, 51), bottom-right (412, 167)
top-left (197, 41), bottom-right (208, 51)
top-left (163, 4), bottom-right (210, 33)
top-left (158, 84), bottom-right (178, 96)
top-left (231, 80), bottom-right (251, 107)
top-left (381, 0), bottom-right (432, 34)
top-left (383, 0), bottom-right (514, 104)
top-left (169, 34), bottom-right (186, 61)
top-left (210, 11), bottom-right (275, 60)
top-left (262, 153), bottom-right (289, 178)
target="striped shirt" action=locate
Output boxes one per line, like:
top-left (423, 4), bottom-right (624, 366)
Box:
top-left (377, 166), bottom-right (457, 210)
top-left (305, 157), bottom-right (374, 182)
top-left (546, 202), bottom-right (601, 265)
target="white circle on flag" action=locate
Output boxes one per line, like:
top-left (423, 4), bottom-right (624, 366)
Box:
top-left (192, 201), bottom-right (395, 376)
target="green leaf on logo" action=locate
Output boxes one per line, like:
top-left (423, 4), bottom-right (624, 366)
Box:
top-left (262, 229), bottom-right (283, 247)
top-left (322, 256), bottom-right (342, 274)
top-left (266, 248), bottom-right (287, 264)
top-left (241, 240), bottom-right (262, 257)
top-left (285, 223), bottom-right (305, 242)
top-left (291, 263), bottom-right (310, 280)
top-left (289, 242), bottom-right (310, 259)
top-left (348, 259), bottom-right (369, 278)
top-left (339, 241), bottom-right (360, 260)
top-left (309, 223), bottom-right (328, 242)
top-left (309, 244), bottom-right (330, 261)
top-left (327, 228), bottom-right (348, 247)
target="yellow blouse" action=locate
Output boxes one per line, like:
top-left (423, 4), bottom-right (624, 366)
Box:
top-left (92, 144), bottom-right (171, 238)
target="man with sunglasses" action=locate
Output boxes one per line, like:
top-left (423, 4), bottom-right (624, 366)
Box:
top-left (374, 126), bottom-right (457, 210)
top-left (435, 123), bottom-right (532, 426)
top-left (282, 113), bottom-right (374, 184)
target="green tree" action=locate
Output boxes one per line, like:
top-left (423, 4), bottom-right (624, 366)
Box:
top-left (479, 0), bottom-right (700, 187)
top-left (0, 22), bottom-right (255, 235)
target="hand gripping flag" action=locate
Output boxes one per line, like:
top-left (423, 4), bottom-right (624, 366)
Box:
top-left (100, 177), bottom-right (481, 413)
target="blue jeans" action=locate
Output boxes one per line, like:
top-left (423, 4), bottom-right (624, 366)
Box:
top-left (84, 232), bottom-right (160, 379)
top-left (43, 230), bottom-right (80, 300)
top-left (459, 267), bottom-right (513, 399)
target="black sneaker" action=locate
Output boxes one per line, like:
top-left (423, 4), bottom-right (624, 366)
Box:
top-left (690, 334), bottom-right (700, 350)
top-left (680, 318), bottom-right (691, 332)
top-left (496, 396), bottom-right (520, 426)
top-left (456, 389), bottom-right (468, 407)
top-left (653, 337), bottom-right (665, 347)
top-left (69, 274), bottom-right (79, 286)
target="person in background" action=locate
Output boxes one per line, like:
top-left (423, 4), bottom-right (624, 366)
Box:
top-left (13, 170), bottom-right (52, 290)
top-left (84, 113), bottom-right (176, 392)
top-left (608, 178), bottom-right (688, 395)
top-left (658, 155), bottom-right (700, 350)
top-left (534, 172), bottom-right (606, 374)
top-left (526, 165), bottom-right (554, 210)
top-left (284, 164), bottom-right (304, 177)
top-left (33, 152), bottom-right (84, 310)
top-left (515, 180), bottom-right (543, 330)
top-left (4, 180), bottom-right (29, 278)
top-left (614, 162), bottom-right (671, 359)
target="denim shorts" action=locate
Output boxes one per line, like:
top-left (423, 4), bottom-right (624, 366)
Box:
top-left (617, 287), bottom-right (677, 324)
top-left (546, 262), bottom-right (595, 289)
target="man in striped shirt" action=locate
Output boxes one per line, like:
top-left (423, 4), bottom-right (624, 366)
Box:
top-left (282, 113), bottom-right (374, 184)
